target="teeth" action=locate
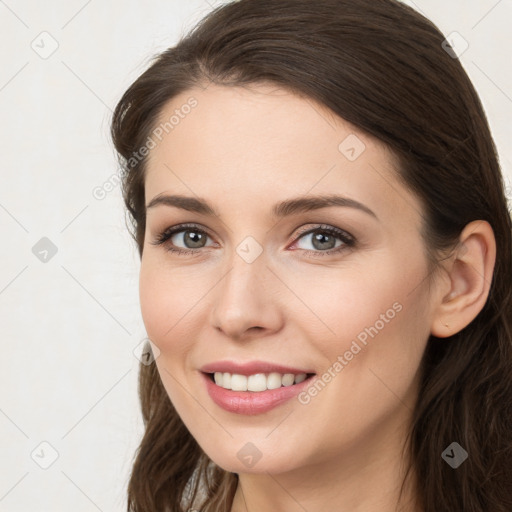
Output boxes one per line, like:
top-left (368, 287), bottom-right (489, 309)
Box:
top-left (212, 371), bottom-right (309, 391)
top-left (231, 374), bottom-right (247, 391)
top-left (267, 372), bottom-right (282, 390)
top-left (248, 373), bottom-right (267, 392)
top-left (282, 374), bottom-right (295, 386)
top-left (294, 373), bottom-right (307, 384)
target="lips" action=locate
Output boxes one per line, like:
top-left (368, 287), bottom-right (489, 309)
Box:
top-left (199, 360), bottom-right (317, 415)
top-left (199, 360), bottom-right (315, 376)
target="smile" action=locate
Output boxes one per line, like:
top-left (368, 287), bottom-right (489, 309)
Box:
top-left (201, 370), bottom-right (317, 415)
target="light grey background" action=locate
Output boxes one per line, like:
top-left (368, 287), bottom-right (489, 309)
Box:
top-left (0, 1), bottom-right (510, 511)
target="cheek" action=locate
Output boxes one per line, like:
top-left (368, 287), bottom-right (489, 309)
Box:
top-left (330, 264), bottom-right (430, 395)
top-left (286, 254), bottom-right (426, 346)
top-left (139, 261), bottom-right (203, 412)
top-left (139, 258), bottom-right (206, 344)
top-left (292, 249), bottom-right (432, 408)
top-left (139, 262), bottom-right (169, 343)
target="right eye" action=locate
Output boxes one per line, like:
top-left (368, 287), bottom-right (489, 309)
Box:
top-left (150, 223), bottom-right (216, 255)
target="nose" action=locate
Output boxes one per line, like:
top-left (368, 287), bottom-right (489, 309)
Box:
top-left (210, 250), bottom-right (284, 341)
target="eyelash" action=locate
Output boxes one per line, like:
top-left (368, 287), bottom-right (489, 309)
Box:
top-left (150, 222), bottom-right (356, 258)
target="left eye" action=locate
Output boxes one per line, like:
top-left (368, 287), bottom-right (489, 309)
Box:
top-left (293, 227), bottom-right (353, 252)
top-left (290, 225), bottom-right (356, 255)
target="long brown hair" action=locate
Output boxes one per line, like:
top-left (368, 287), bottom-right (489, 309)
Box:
top-left (110, 1), bottom-right (512, 510)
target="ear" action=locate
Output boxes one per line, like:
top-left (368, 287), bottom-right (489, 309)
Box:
top-left (430, 220), bottom-right (496, 338)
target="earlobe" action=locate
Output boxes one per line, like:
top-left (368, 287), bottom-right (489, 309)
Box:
top-left (430, 220), bottom-right (496, 338)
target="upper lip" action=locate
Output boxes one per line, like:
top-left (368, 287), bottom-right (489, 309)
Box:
top-left (200, 360), bottom-right (315, 376)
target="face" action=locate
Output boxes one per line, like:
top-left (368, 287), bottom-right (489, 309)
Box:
top-left (140, 83), bottom-right (438, 475)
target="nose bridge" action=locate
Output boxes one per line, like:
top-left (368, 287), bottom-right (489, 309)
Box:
top-left (210, 241), bottom-right (282, 339)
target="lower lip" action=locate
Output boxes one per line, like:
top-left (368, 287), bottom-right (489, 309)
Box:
top-left (201, 372), bottom-right (315, 415)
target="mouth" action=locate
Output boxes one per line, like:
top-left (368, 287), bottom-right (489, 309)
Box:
top-left (204, 371), bottom-right (316, 392)
top-left (201, 370), bottom-right (317, 415)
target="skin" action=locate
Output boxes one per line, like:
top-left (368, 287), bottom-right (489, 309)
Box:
top-left (139, 83), bottom-right (496, 512)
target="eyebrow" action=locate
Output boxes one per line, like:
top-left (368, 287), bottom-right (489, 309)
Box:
top-left (146, 194), bottom-right (377, 220)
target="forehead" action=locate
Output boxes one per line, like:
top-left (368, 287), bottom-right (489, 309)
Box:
top-left (144, 83), bottom-right (420, 226)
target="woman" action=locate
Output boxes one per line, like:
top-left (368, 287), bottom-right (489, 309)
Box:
top-left (110, 0), bottom-right (512, 510)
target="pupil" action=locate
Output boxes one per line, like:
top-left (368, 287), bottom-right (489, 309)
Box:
top-left (313, 232), bottom-right (335, 250)
top-left (185, 231), bottom-right (205, 248)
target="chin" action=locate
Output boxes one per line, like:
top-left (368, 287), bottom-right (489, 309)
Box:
top-left (199, 440), bottom-right (302, 475)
